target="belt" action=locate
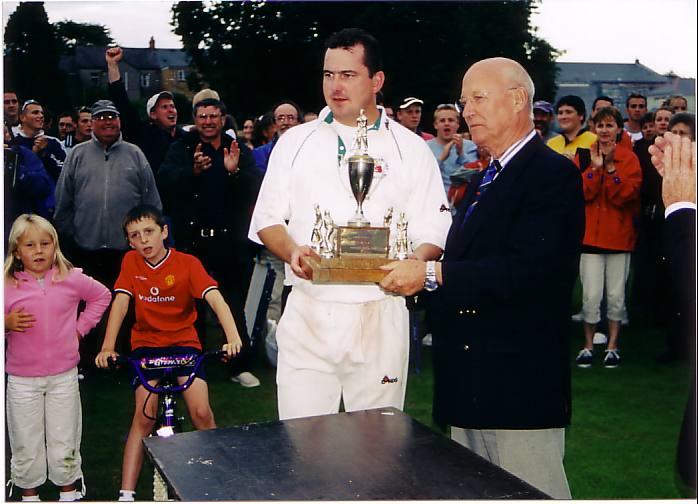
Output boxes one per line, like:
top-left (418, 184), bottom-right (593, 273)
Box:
top-left (198, 227), bottom-right (230, 238)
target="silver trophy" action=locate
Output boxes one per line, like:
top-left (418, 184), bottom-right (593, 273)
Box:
top-left (346, 109), bottom-right (374, 227)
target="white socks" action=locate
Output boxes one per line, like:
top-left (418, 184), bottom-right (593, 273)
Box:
top-left (59, 490), bottom-right (81, 501)
top-left (21, 496), bottom-right (41, 502)
top-left (118, 489), bottom-right (136, 502)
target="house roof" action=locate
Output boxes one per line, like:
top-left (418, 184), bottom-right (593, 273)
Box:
top-left (556, 61), bottom-right (668, 85)
top-left (59, 46), bottom-right (190, 72)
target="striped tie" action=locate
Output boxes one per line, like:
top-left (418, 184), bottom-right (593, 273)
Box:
top-left (461, 160), bottom-right (500, 226)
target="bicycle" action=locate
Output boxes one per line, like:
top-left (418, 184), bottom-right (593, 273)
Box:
top-left (108, 348), bottom-right (226, 501)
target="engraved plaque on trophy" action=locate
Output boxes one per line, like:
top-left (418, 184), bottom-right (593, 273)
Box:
top-left (303, 110), bottom-right (408, 283)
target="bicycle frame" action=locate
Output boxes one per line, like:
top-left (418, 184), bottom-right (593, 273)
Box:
top-left (109, 350), bottom-right (225, 437)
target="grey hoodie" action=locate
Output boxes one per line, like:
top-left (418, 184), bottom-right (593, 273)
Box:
top-left (54, 134), bottom-right (161, 251)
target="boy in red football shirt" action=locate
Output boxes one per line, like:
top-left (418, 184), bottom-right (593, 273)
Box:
top-left (95, 204), bottom-right (242, 501)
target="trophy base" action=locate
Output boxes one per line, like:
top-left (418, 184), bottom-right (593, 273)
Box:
top-left (304, 255), bottom-right (393, 284)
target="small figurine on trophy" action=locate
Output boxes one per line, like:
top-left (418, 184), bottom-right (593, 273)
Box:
top-left (355, 112), bottom-right (369, 154)
top-left (320, 210), bottom-right (336, 259)
top-left (394, 212), bottom-right (409, 260)
top-left (383, 207), bottom-right (393, 228)
top-left (311, 204), bottom-right (323, 253)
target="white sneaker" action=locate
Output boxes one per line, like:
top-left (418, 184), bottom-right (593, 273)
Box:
top-left (230, 371), bottom-right (260, 388)
top-left (593, 332), bottom-right (608, 345)
top-left (422, 333), bottom-right (433, 346)
top-left (570, 311), bottom-right (584, 322)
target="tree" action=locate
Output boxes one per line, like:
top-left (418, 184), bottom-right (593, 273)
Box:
top-left (172, 0), bottom-right (560, 125)
top-left (3, 2), bottom-right (66, 113)
top-left (55, 21), bottom-right (114, 52)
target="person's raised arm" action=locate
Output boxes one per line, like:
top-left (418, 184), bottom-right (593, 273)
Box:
top-left (105, 46), bottom-right (123, 84)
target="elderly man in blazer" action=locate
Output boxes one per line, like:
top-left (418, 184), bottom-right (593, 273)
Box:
top-left (381, 58), bottom-right (585, 498)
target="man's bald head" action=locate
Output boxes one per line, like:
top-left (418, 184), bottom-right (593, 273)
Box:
top-left (460, 58), bottom-right (535, 157)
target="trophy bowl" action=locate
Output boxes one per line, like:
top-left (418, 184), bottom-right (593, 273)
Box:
top-left (346, 153), bottom-right (374, 227)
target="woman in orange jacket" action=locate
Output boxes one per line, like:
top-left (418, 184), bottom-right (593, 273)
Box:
top-left (574, 107), bottom-right (642, 368)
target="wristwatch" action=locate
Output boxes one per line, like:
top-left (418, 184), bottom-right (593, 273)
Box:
top-left (424, 261), bottom-right (438, 292)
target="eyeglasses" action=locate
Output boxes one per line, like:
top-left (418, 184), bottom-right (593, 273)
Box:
top-left (93, 113), bottom-right (119, 121)
top-left (196, 113), bottom-right (221, 120)
top-left (21, 99), bottom-right (40, 112)
top-left (455, 87), bottom-right (521, 113)
top-left (274, 114), bottom-right (298, 123)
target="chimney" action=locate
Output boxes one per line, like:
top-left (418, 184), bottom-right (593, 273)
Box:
top-left (149, 36), bottom-right (155, 50)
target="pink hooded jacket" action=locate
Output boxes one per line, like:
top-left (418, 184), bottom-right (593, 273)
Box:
top-left (4, 267), bottom-right (111, 377)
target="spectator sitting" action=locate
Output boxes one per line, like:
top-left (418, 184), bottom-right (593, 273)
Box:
top-left (547, 95), bottom-right (597, 158)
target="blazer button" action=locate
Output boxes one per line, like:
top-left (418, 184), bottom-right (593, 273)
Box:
top-left (463, 345), bottom-right (470, 351)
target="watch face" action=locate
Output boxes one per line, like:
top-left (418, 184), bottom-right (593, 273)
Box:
top-left (424, 279), bottom-right (438, 292)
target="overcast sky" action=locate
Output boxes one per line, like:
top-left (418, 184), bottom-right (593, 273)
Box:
top-left (2, 0), bottom-right (697, 78)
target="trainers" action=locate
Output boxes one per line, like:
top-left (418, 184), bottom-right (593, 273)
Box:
top-left (592, 332), bottom-right (608, 345)
top-left (230, 371), bottom-right (261, 388)
top-left (603, 349), bottom-right (620, 368)
top-left (571, 311), bottom-right (584, 322)
top-left (576, 348), bottom-right (593, 368)
top-left (422, 333), bottom-right (433, 346)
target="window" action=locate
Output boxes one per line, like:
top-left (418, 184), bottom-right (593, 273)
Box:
top-left (140, 73), bottom-right (151, 88)
top-left (175, 69), bottom-right (186, 82)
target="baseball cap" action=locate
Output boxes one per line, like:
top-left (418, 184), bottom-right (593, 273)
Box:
top-left (192, 88), bottom-right (220, 108)
top-left (399, 97), bottom-right (425, 109)
top-left (146, 91), bottom-right (174, 114)
top-left (533, 100), bottom-right (554, 115)
top-left (91, 100), bottom-right (120, 117)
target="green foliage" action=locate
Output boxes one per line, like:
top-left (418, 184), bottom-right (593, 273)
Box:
top-left (172, 1), bottom-right (560, 119)
top-left (3, 2), bottom-right (65, 112)
top-left (55, 21), bottom-right (114, 52)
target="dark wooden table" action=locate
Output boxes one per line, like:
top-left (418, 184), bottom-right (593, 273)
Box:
top-left (143, 407), bottom-right (548, 500)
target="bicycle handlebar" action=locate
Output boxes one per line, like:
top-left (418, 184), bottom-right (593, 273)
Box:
top-left (107, 349), bottom-right (227, 394)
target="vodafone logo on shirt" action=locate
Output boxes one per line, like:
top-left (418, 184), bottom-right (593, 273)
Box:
top-left (138, 286), bottom-right (175, 303)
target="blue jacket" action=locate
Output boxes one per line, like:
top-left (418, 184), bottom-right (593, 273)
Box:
top-left (252, 136), bottom-right (278, 173)
top-left (10, 127), bottom-right (66, 182)
top-left (4, 144), bottom-right (55, 242)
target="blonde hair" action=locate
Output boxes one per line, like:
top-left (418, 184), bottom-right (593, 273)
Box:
top-left (4, 214), bottom-right (73, 282)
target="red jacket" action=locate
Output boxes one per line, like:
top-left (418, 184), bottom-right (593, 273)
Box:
top-left (575, 144), bottom-right (642, 252)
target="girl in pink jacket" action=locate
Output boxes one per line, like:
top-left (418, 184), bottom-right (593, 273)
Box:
top-left (4, 214), bottom-right (111, 502)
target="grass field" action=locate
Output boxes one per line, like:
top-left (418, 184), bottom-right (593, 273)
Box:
top-left (5, 305), bottom-right (693, 500)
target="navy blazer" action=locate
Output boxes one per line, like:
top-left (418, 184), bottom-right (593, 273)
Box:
top-left (432, 134), bottom-right (585, 430)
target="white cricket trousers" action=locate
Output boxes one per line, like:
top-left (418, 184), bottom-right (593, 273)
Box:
top-left (6, 367), bottom-right (83, 490)
top-left (276, 288), bottom-right (409, 420)
top-left (580, 252), bottom-right (631, 324)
